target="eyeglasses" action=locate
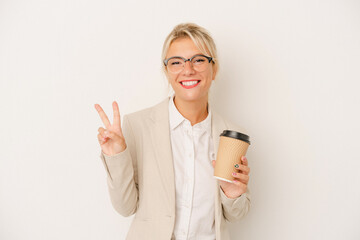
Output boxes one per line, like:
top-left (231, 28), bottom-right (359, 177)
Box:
top-left (163, 54), bottom-right (214, 74)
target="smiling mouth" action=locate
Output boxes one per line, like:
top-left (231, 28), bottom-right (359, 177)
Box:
top-left (180, 80), bottom-right (200, 88)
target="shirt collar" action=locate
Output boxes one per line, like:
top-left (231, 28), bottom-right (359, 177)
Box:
top-left (168, 93), bottom-right (212, 132)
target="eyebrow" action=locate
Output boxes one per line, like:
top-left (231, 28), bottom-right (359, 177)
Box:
top-left (167, 53), bottom-right (204, 59)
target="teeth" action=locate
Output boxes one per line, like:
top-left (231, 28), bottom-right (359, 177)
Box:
top-left (181, 81), bottom-right (199, 86)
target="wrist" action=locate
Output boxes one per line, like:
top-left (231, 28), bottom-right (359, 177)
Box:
top-left (220, 186), bottom-right (242, 199)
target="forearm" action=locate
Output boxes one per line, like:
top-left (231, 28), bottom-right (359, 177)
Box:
top-left (220, 186), bottom-right (251, 222)
top-left (100, 148), bottom-right (139, 217)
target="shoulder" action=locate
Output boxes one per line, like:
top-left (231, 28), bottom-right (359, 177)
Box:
top-left (123, 96), bottom-right (169, 124)
top-left (212, 110), bottom-right (249, 136)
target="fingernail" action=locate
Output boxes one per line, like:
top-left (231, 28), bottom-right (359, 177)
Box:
top-left (234, 164), bottom-right (239, 168)
top-left (104, 130), bottom-right (108, 136)
top-left (232, 172), bottom-right (236, 176)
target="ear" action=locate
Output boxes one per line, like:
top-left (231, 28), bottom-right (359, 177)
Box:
top-left (212, 64), bottom-right (218, 80)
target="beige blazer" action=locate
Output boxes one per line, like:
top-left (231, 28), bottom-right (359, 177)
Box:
top-left (100, 96), bottom-right (251, 240)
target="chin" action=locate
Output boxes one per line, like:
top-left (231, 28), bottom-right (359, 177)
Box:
top-left (175, 91), bottom-right (207, 103)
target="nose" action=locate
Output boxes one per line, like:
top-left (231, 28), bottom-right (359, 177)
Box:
top-left (182, 60), bottom-right (195, 75)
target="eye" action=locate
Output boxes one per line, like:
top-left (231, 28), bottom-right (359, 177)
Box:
top-left (195, 58), bottom-right (205, 63)
top-left (168, 58), bottom-right (184, 66)
top-left (193, 56), bottom-right (207, 64)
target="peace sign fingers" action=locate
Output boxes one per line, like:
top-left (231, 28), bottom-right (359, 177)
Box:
top-left (112, 101), bottom-right (122, 131)
top-left (94, 103), bottom-right (111, 129)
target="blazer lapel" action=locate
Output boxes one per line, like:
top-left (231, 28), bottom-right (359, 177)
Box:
top-left (211, 110), bottom-right (226, 162)
top-left (149, 97), bottom-right (176, 214)
top-left (211, 110), bottom-right (227, 240)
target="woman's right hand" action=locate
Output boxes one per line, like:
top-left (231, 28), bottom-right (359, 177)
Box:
top-left (94, 101), bottom-right (127, 156)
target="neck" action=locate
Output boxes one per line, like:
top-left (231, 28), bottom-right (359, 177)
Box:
top-left (173, 95), bottom-right (209, 126)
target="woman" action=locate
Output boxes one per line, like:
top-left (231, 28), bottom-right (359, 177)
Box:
top-left (94, 23), bottom-right (251, 240)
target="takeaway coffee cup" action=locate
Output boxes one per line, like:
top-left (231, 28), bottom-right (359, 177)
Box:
top-left (214, 130), bottom-right (251, 182)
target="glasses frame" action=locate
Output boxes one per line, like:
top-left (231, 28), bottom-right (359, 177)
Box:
top-left (163, 54), bottom-right (214, 73)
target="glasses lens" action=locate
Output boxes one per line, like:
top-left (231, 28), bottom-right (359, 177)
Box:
top-left (167, 57), bottom-right (185, 73)
top-left (191, 56), bottom-right (209, 72)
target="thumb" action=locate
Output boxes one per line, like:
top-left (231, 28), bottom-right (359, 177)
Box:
top-left (212, 160), bottom-right (216, 168)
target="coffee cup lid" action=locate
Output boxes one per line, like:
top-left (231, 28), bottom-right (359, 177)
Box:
top-left (220, 130), bottom-right (251, 144)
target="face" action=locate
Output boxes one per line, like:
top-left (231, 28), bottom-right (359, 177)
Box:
top-left (165, 37), bottom-right (216, 103)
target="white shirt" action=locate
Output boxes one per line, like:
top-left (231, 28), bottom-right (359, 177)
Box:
top-left (169, 94), bottom-right (217, 240)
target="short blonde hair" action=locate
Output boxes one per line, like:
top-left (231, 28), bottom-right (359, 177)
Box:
top-left (161, 23), bottom-right (219, 80)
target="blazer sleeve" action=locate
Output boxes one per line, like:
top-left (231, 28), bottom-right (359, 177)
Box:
top-left (220, 186), bottom-right (251, 222)
top-left (99, 114), bottom-right (139, 217)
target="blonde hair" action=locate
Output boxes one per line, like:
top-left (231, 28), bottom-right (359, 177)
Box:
top-left (161, 23), bottom-right (219, 85)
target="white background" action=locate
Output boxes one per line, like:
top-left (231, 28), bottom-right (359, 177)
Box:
top-left (1, 0), bottom-right (359, 239)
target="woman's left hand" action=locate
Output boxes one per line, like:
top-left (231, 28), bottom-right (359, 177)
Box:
top-left (212, 156), bottom-right (250, 199)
